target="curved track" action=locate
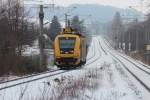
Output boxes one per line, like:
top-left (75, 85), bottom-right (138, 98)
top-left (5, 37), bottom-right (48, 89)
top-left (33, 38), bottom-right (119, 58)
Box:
top-left (0, 70), bottom-right (71, 91)
top-left (117, 54), bottom-right (150, 75)
top-left (0, 69), bottom-right (59, 85)
top-left (118, 53), bottom-right (150, 71)
top-left (111, 53), bottom-right (150, 92)
top-left (99, 37), bottom-right (150, 93)
top-left (84, 38), bottom-right (102, 66)
top-left (0, 37), bottom-right (99, 91)
top-left (103, 37), bottom-right (150, 72)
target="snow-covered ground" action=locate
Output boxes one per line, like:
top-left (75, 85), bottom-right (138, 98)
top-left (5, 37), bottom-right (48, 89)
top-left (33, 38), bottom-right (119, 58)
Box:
top-left (0, 36), bottom-right (149, 100)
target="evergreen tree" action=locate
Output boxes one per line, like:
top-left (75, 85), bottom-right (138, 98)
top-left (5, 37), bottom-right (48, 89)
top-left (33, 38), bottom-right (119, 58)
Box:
top-left (111, 12), bottom-right (123, 38)
top-left (71, 16), bottom-right (85, 33)
top-left (111, 12), bottom-right (123, 48)
top-left (49, 16), bottom-right (61, 41)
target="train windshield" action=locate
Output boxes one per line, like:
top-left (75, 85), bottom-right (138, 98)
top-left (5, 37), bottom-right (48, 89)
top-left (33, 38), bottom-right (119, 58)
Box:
top-left (59, 37), bottom-right (76, 51)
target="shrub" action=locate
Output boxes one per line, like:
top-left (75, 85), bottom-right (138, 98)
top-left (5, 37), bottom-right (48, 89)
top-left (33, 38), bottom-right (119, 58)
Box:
top-left (21, 55), bottom-right (48, 74)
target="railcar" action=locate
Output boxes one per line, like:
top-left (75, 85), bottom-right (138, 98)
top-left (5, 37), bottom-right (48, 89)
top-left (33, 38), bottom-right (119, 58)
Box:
top-left (54, 27), bottom-right (87, 69)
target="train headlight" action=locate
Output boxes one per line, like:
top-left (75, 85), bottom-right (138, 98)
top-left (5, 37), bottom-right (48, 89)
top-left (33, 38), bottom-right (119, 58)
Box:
top-left (65, 52), bottom-right (69, 54)
top-left (70, 50), bottom-right (74, 53)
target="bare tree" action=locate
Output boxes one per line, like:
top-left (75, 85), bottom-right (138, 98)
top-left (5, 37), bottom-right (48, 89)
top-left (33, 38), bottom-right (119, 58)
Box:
top-left (111, 12), bottom-right (124, 49)
top-left (0, 0), bottom-right (38, 75)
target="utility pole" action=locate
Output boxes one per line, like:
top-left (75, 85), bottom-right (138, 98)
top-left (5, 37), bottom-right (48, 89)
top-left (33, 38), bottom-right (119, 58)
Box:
top-left (24, 0), bottom-right (56, 70)
top-left (65, 13), bottom-right (67, 27)
top-left (39, 5), bottom-right (44, 70)
top-left (145, 45), bottom-right (150, 65)
top-left (135, 19), bottom-right (139, 52)
top-left (0, 0), bottom-right (2, 9)
top-left (128, 32), bottom-right (131, 52)
top-left (64, 7), bottom-right (76, 28)
top-left (65, 13), bottom-right (70, 27)
top-left (51, 0), bottom-right (55, 9)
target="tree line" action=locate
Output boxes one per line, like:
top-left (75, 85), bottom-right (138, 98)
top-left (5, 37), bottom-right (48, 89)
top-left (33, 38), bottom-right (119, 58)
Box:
top-left (48, 15), bottom-right (86, 41)
top-left (0, 0), bottom-right (43, 76)
top-left (0, 0), bottom-right (86, 76)
top-left (105, 12), bottom-right (150, 64)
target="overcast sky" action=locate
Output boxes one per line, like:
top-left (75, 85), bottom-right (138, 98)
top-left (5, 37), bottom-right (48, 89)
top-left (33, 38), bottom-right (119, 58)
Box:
top-left (24, 0), bottom-right (147, 13)
top-left (42, 0), bottom-right (140, 8)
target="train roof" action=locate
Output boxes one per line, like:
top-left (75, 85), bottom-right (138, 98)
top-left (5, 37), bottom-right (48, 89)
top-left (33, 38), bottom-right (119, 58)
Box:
top-left (60, 27), bottom-right (86, 37)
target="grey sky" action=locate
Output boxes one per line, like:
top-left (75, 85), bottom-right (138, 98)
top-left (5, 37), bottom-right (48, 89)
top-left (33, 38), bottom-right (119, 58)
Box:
top-left (43, 0), bottom-right (140, 8)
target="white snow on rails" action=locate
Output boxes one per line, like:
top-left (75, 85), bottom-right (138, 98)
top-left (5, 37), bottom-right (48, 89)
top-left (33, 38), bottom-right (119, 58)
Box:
top-left (0, 36), bottom-right (150, 100)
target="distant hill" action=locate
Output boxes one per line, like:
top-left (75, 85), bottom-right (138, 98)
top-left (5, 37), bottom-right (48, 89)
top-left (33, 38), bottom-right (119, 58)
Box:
top-left (69, 4), bottom-right (143, 23)
top-left (27, 4), bottom-right (143, 23)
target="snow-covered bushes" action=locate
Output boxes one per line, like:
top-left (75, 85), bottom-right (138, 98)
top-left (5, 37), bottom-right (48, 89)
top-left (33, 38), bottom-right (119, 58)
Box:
top-left (21, 55), bottom-right (48, 73)
top-left (0, 54), bottom-right (48, 76)
top-left (38, 69), bottom-right (102, 100)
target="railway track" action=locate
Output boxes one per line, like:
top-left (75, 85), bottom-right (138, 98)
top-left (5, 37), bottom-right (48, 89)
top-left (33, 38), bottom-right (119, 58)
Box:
top-left (0, 69), bottom-right (59, 85)
top-left (84, 38), bottom-right (107, 67)
top-left (103, 37), bottom-right (150, 72)
top-left (0, 70), bottom-right (70, 91)
top-left (111, 53), bottom-right (150, 92)
top-left (117, 54), bottom-right (150, 75)
top-left (102, 37), bottom-right (150, 74)
top-left (0, 58), bottom-right (98, 91)
top-left (99, 37), bottom-right (150, 93)
top-left (98, 39), bottom-right (107, 55)
top-left (118, 53), bottom-right (150, 71)
top-left (85, 39), bottom-right (101, 66)
top-left (137, 62), bottom-right (150, 70)
top-left (0, 38), bottom-right (99, 91)
top-left (86, 40), bottom-right (96, 61)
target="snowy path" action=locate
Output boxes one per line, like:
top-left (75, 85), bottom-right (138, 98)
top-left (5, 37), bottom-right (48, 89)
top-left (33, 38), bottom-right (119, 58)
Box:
top-left (0, 36), bottom-right (149, 100)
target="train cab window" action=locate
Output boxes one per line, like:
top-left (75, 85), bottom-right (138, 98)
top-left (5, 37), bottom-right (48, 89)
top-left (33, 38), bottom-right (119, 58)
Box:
top-left (59, 37), bottom-right (76, 53)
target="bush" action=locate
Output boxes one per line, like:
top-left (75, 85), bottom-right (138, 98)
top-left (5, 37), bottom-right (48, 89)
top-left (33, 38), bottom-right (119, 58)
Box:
top-left (21, 55), bottom-right (48, 74)
top-left (0, 54), bottom-right (48, 76)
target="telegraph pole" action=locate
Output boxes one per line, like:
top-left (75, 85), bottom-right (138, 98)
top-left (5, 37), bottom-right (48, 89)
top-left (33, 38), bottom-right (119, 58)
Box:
top-left (65, 13), bottom-right (70, 27)
top-left (64, 7), bottom-right (76, 27)
top-left (51, 0), bottom-right (55, 9)
top-left (135, 19), bottom-right (139, 52)
top-left (39, 5), bottom-right (44, 70)
top-left (128, 32), bottom-right (131, 52)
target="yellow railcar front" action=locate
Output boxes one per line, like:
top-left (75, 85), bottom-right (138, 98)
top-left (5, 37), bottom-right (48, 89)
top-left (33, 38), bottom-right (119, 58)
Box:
top-left (54, 34), bottom-right (81, 67)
